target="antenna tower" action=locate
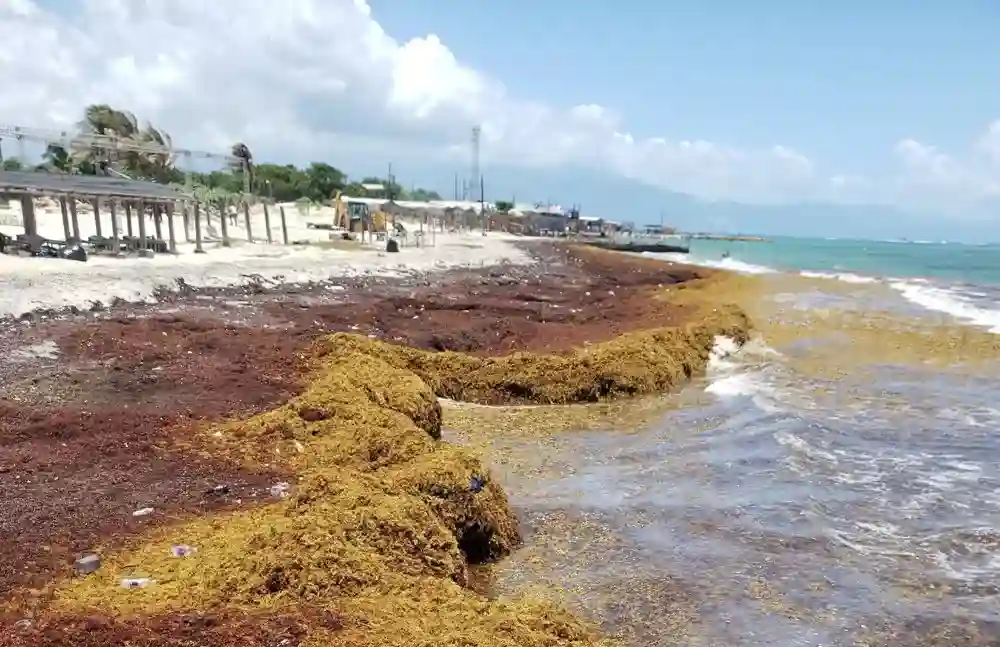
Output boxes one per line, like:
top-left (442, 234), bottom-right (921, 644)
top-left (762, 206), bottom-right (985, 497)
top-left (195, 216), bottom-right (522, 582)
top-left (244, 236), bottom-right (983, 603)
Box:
top-left (470, 126), bottom-right (481, 202)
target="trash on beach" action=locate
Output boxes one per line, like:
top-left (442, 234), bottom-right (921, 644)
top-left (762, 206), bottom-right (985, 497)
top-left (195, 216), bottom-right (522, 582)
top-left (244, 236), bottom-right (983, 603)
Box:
top-left (170, 544), bottom-right (197, 557)
top-left (269, 482), bottom-right (291, 498)
top-left (12, 619), bottom-right (32, 633)
top-left (120, 577), bottom-right (151, 589)
top-left (132, 507), bottom-right (155, 517)
top-left (469, 475), bottom-right (487, 493)
top-left (74, 553), bottom-right (101, 575)
top-left (206, 484), bottom-right (231, 496)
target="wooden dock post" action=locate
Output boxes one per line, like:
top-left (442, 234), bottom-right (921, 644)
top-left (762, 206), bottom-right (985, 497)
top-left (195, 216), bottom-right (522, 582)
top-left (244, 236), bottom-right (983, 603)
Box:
top-left (92, 199), bottom-right (103, 239)
top-left (125, 202), bottom-right (134, 238)
top-left (193, 202), bottom-right (205, 253)
top-left (219, 200), bottom-right (230, 246)
top-left (69, 199), bottom-right (81, 241)
top-left (136, 201), bottom-right (149, 256)
top-left (109, 200), bottom-right (121, 256)
top-left (153, 203), bottom-right (164, 241)
top-left (59, 197), bottom-right (71, 242)
top-left (19, 196), bottom-right (38, 240)
top-left (165, 202), bottom-right (177, 253)
top-left (279, 206), bottom-right (289, 245)
top-left (263, 202), bottom-right (273, 243)
top-left (243, 201), bottom-right (253, 242)
top-left (182, 202), bottom-right (191, 242)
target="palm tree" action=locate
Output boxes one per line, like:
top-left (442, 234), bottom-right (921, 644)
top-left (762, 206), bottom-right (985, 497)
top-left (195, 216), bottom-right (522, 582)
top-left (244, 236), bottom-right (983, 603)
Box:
top-left (131, 122), bottom-right (177, 182)
top-left (61, 104), bottom-right (183, 183)
top-left (230, 142), bottom-right (254, 194)
top-left (63, 104), bottom-right (146, 178)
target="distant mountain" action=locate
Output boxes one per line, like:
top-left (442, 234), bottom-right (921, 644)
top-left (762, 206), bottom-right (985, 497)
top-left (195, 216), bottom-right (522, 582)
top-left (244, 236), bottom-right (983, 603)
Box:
top-left (375, 161), bottom-right (993, 242)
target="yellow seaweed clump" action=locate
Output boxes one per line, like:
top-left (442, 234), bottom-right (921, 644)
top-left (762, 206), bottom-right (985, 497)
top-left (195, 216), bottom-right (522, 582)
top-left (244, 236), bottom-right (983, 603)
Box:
top-left (317, 303), bottom-right (750, 405)
top-left (49, 288), bottom-right (750, 646)
top-left (222, 350), bottom-right (444, 469)
top-left (52, 332), bottom-right (602, 646)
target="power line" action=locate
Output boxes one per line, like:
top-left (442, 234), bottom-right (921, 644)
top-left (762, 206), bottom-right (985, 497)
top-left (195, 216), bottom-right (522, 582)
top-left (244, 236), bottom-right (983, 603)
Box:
top-left (0, 124), bottom-right (238, 163)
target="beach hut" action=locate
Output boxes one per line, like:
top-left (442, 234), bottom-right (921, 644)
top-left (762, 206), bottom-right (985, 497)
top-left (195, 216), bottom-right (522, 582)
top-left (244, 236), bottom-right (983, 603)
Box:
top-left (0, 169), bottom-right (191, 256)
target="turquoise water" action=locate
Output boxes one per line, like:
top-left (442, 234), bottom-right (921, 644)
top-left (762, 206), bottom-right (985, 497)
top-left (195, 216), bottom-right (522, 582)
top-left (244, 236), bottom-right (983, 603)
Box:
top-left (655, 237), bottom-right (1000, 333)
top-left (494, 241), bottom-right (1000, 645)
top-left (686, 237), bottom-right (1000, 285)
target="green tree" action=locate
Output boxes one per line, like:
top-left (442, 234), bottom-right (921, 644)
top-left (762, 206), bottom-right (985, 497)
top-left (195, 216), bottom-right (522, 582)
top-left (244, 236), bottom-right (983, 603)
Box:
top-left (409, 188), bottom-right (442, 201)
top-left (304, 162), bottom-right (346, 201)
top-left (2, 158), bottom-right (24, 171)
top-left (255, 163), bottom-right (308, 201)
top-left (38, 144), bottom-right (79, 173)
top-left (7, 102), bottom-right (446, 206)
top-left (74, 104), bottom-right (139, 172)
top-left (65, 104), bottom-right (180, 182)
top-left (495, 200), bottom-right (514, 212)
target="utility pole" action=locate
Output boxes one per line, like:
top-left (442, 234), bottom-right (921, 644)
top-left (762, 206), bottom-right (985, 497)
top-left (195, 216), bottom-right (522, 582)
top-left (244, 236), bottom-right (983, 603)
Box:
top-left (480, 174), bottom-right (486, 233)
top-left (470, 126), bottom-right (481, 202)
top-left (387, 162), bottom-right (393, 201)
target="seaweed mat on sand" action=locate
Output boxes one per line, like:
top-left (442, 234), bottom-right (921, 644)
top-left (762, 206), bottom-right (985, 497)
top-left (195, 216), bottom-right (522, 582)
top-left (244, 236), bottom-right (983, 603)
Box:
top-left (46, 281), bottom-right (750, 647)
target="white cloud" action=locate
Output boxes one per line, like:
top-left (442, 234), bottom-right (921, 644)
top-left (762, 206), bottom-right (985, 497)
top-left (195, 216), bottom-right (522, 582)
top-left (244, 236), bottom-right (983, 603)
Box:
top-left (0, 0), bottom-right (841, 203)
top-left (890, 122), bottom-right (1000, 210)
top-left (0, 0), bottom-right (995, 212)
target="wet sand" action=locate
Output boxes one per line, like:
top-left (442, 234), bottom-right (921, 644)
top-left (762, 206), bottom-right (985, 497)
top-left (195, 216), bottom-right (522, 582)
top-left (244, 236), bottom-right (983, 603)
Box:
top-left (0, 242), bottom-right (724, 645)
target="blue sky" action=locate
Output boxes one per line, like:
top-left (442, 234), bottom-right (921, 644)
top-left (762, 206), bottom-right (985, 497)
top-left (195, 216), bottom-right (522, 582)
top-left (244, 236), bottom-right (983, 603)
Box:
top-left (5, 1), bottom-right (1000, 240)
top-left (361, 1), bottom-right (1000, 239)
top-left (372, 0), bottom-right (999, 178)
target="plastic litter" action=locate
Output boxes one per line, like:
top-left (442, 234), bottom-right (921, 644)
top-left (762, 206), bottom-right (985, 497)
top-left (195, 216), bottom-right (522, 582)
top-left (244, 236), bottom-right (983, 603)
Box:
top-left (132, 507), bottom-right (155, 517)
top-left (170, 545), bottom-right (197, 558)
top-left (120, 577), bottom-right (151, 589)
top-left (74, 553), bottom-right (101, 575)
top-left (468, 475), bottom-right (487, 493)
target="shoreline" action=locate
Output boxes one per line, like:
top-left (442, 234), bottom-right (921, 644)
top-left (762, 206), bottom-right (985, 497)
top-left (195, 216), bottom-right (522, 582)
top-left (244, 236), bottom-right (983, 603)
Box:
top-left (1, 242), bottom-right (751, 645)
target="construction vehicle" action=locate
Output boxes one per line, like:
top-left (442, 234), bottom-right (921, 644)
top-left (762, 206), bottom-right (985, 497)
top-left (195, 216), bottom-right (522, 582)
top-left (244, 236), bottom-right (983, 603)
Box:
top-left (333, 191), bottom-right (388, 233)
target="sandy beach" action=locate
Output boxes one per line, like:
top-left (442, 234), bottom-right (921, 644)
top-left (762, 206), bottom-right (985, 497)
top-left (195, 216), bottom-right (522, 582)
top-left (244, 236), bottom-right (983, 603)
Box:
top-left (0, 199), bottom-right (525, 319)
top-left (0, 238), bottom-right (748, 646)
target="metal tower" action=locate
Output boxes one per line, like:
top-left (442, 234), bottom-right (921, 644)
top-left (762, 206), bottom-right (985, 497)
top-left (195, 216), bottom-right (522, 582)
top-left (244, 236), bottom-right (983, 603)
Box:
top-left (470, 126), bottom-right (481, 202)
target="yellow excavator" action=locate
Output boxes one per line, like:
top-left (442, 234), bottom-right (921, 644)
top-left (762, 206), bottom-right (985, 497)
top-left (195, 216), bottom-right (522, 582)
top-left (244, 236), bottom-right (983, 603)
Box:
top-left (333, 191), bottom-right (388, 233)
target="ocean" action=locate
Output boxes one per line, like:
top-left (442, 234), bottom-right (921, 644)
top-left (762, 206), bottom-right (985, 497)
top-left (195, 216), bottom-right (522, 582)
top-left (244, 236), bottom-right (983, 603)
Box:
top-left (684, 237), bottom-right (1000, 332)
top-left (486, 237), bottom-right (1000, 646)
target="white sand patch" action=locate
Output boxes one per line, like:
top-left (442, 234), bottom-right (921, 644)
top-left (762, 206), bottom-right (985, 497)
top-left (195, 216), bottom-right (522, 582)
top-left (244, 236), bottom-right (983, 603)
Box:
top-left (0, 203), bottom-right (531, 317)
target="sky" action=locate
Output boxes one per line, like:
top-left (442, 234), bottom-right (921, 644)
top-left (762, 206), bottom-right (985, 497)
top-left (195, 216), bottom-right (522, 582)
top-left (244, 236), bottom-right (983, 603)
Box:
top-left (1, 0), bottom-right (999, 239)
